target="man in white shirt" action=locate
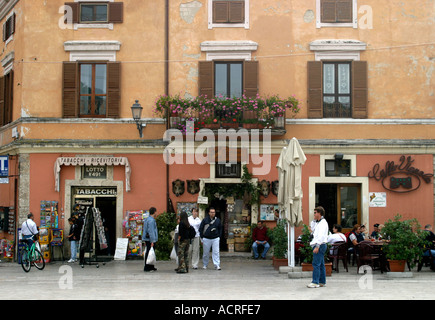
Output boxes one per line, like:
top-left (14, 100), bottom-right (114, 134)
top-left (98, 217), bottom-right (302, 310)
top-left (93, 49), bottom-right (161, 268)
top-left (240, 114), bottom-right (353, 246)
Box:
top-left (307, 206), bottom-right (329, 288)
top-left (188, 208), bottom-right (202, 269)
top-left (21, 213), bottom-right (39, 247)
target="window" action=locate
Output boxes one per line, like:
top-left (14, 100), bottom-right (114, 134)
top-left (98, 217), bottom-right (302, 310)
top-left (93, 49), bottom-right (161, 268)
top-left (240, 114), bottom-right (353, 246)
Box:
top-left (79, 63), bottom-right (107, 117)
top-left (216, 163), bottom-right (241, 178)
top-left (316, 0), bottom-right (357, 28)
top-left (198, 60), bottom-right (258, 99)
top-left (0, 71), bottom-right (14, 127)
top-left (64, 2), bottom-right (124, 25)
top-left (208, 0), bottom-right (249, 29)
top-left (307, 60), bottom-right (367, 119)
top-left (323, 62), bottom-right (351, 118)
top-left (215, 62), bottom-right (243, 98)
top-left (62, 61), bottom-right (120, 119)
top-left (2, 13), bottom-right (15, 42)
top-left (80, 3), bottom-right (109, 23)
top-left (325, 159), bottom-right (351, 177)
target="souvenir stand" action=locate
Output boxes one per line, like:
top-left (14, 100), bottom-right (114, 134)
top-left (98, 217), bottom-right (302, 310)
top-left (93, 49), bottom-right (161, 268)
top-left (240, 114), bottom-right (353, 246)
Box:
top-left (123, 210), bottom-right (148, 257)
top-left (78, 207), bottom-right (108, 268)
top-left (39, 201), bottom-right (60, 262)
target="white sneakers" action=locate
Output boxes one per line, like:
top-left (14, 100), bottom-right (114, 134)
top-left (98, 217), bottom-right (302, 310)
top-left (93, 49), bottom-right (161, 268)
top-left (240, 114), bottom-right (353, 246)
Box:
top-left (307, 283), bottom-right (326, 288)
top-left (67, 259), bottom-right (77, 263)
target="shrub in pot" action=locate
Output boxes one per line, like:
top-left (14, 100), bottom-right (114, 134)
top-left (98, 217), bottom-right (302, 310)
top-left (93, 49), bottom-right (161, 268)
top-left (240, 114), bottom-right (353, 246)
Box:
top-left (271, 220), bottom-right (288, 269)
top-left (381, 214), bottom-right (429, 272)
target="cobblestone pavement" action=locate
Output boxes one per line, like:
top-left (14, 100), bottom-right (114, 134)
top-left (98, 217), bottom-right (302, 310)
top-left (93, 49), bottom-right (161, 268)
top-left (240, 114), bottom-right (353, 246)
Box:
top-left (1, 254), bottom-right (435, 302)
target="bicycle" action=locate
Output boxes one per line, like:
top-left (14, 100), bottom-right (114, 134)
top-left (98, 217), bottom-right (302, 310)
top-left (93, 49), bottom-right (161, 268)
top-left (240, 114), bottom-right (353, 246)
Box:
top-left (19, 238), bottom-right (45, 272)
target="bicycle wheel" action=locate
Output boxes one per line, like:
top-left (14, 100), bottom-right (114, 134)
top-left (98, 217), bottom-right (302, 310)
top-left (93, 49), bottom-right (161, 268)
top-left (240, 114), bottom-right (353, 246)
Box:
top-left (32, 249), bottom-right (45, 270)
top-left (20, 247), bottom-right (31, 272)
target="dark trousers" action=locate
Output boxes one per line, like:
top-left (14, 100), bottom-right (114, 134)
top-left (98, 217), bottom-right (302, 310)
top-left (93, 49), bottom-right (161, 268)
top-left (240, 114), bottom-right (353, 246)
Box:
top-left (144, 241), bottom-right (156, 271)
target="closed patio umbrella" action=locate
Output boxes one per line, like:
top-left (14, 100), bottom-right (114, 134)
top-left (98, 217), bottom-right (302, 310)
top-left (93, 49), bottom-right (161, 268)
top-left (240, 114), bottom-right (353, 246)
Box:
top-left (276, 137), bottom-right (306, 267)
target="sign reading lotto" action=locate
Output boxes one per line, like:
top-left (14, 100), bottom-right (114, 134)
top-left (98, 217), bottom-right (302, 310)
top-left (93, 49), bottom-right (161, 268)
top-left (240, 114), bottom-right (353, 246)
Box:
top-left (368, 155), bottom-right (433, 193)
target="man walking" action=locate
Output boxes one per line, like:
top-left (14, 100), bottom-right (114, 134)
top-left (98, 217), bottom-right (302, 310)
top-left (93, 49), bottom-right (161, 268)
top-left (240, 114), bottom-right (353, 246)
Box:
top-left (188, 208), bottom-right (202, 269)
top-left (307, 206), bottom-right (329, 288)
top-left (199, 207), bottom-right (222, 270)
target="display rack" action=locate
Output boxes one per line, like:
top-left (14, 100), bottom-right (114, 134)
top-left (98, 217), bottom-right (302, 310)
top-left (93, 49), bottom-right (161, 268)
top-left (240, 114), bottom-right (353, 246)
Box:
top-left (123, 210), bottom-right (147, 257)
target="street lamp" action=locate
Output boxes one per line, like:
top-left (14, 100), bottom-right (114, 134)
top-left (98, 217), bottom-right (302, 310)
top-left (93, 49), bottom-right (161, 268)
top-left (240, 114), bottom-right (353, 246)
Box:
top-left (131, 100), bottom-right (145, 138)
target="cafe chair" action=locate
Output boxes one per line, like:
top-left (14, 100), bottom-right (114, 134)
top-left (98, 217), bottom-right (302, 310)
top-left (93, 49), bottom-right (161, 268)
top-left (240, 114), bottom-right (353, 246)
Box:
top-left (417, 249), bottom-right (435, 272)
top-left (357, 242), bottom-right (382, 274)
top-left (329, 241), bottom-right (348, 273)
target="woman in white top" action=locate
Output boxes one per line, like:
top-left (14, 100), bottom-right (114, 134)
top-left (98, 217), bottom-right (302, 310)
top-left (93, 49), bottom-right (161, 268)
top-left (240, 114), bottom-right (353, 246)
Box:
top-left (327, 224), bottom-right (346, 244)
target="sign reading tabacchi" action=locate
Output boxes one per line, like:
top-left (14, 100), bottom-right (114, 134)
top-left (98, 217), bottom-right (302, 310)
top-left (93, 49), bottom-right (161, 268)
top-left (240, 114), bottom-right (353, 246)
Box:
top-left (368, 155), bottom-right (433, 193)
top-left (54, 157), bottom-right (131, 192)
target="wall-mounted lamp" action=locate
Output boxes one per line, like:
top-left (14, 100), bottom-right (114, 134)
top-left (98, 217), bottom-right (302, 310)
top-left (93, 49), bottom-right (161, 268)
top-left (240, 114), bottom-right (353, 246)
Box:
top-left (131, 100), bottom-right (146, 138)
top-left (334, 153), bottom-right (344, 161)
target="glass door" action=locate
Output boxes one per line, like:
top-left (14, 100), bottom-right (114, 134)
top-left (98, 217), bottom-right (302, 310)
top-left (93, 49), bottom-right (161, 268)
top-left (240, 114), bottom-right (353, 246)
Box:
top-left (337, 184), bottom-right (361, 233)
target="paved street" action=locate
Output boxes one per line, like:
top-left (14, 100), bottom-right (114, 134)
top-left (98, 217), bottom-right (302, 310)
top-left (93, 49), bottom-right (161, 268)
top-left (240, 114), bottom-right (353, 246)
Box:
top-left (1, 253), bottom-right (435, 302)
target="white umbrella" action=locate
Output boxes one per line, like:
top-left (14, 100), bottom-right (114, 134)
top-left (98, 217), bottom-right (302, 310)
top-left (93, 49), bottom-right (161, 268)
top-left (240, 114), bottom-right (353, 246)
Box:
top-left (276, 137), bottom-right (307, 267)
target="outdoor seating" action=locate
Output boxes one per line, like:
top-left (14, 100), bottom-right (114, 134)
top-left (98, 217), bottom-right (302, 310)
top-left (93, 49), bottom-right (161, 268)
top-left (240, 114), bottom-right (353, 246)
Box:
top-left (417, 249), bottom-right (435, 272)
top-left (328, 241), bottom-right (348, 273)
top-left (356, 242), bottom-right (383, 274)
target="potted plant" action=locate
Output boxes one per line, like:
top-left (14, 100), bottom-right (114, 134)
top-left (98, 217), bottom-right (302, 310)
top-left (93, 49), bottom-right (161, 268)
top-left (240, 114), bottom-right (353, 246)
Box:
top-left (381, 214), bottom-right (428, 272)
top-left (299, 224), bottom-right (332, 275)
top-left (271, 220), bottom-right (288, 269)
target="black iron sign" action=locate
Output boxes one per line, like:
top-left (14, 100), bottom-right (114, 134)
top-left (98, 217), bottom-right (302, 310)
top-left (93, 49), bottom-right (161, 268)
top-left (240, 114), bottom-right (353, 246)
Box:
top-left (368, 155), bottom-right (433, 193)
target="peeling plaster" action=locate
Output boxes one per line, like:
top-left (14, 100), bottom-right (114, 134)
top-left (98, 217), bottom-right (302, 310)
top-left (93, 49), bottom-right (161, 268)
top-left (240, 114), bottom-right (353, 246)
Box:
top-left (180, 1), bottom-right (202, 24)
top-left (21, 106), bottom-right (31, 118)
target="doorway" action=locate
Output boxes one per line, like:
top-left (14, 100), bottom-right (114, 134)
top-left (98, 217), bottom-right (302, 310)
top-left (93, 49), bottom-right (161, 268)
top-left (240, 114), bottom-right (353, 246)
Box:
top-left (315, 183), bottom-right (361, 233)
top-left (210, 198), bottom-right (228, 251)
top-left (96, 197), bottom-right (117, 256)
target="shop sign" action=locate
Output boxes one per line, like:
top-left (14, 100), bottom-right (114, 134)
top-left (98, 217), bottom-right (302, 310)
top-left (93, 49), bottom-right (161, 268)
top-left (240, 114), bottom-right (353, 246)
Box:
top-left (368, 155), bottom-right (433, 193)
top-left (369, 192), bottom-right (387, 207)
top-left (74, 187), bottom-right (117, 196)
top-left (82, 166), bottom-right (107, 179)
top-left (0, 156), bottom-right (8, 177)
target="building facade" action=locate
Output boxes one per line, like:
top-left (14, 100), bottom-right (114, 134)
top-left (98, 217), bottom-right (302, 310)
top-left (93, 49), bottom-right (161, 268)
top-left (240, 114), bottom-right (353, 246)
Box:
top-left (0, 0), bottom-right (434, 257)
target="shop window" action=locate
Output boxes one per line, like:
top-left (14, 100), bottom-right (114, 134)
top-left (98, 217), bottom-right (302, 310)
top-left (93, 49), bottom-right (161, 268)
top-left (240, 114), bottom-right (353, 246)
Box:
top-left (325, 159), bottom-right (351, 177)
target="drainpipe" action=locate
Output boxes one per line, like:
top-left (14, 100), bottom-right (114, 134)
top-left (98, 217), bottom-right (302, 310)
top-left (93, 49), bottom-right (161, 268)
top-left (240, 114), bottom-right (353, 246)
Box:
top-left (165, 0), bottom-right (171, 213)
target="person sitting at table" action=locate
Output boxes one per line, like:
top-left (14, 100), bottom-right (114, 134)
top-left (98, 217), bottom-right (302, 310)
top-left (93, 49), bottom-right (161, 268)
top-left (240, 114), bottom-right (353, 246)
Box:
top-left (359, 225), bottom-right (368, 241)
top-left (423, 224), bottom-right (435, 256)
top-left (370, 223), bottom-right (381, 240)
top-left (252, 221), bottom-right (270, 260)
top-left (327, 224), bottom-right (346, 244)
top-left (346, 224), bottom-right (364, 260)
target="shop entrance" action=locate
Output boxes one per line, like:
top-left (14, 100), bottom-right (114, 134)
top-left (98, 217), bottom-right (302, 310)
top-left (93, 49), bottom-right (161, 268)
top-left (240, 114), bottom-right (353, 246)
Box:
top-left (210, 198), bottom-right (228, 251)
top-left (72, 187), bottom-right (117, 256)
top-left (315, 183), bottom-right (361, 233)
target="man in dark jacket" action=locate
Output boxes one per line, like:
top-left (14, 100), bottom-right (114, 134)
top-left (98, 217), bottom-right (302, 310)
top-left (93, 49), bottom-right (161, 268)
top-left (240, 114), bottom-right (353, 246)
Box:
top-left (199, 207), bottom-right (222, 270)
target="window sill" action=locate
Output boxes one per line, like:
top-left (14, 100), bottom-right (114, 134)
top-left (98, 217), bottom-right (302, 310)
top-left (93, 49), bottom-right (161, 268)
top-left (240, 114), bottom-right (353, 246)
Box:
top-left (73, 23), bottom-right (114, 30)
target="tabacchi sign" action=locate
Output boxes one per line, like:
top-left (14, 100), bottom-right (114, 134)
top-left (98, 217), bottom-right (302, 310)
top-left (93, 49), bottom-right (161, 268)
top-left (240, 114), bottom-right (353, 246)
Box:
top-left (368, 155), bottom-right (433, 193)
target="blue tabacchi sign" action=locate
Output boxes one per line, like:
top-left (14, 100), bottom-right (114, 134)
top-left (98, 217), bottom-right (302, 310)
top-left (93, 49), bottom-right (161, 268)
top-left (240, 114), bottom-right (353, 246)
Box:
top-left (0, 156), bottom-right (8, 177)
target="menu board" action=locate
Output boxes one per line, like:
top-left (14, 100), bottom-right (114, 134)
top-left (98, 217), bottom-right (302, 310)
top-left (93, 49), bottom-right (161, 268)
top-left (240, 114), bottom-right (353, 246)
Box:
top-left (114, 238), bottom-right (129, 260)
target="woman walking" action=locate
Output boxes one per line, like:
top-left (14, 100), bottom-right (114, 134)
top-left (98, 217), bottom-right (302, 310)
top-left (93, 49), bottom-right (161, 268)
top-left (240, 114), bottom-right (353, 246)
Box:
top-left (176, 211), bottom-right (191, 273)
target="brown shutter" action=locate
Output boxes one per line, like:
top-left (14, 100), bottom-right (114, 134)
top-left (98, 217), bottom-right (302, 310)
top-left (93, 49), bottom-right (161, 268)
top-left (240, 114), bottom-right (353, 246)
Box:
top-left (62, 62), bottom-right (79, 118)
top-left (352, 61), bottom-right (368, 119)
top-left (0, 77), bottom-right (4, 126)
top-left (107, 62), bottom-right (121, 118)
top-left (337, 0), bottom-right (352, 22)
top-left (9, 13), bottom-right (15, 36)
top-left (243, 61), bottom-right (258, 98)
top-left (109, 2), bottom-right (124, 23)
top-left (198, 61), bottom-right (214, 98)
top-left (229, 1), bottom-right (245, 23)
top-left (307, 61), bottom-right (323, 118)
top-left (65, 2), bottom-right (79, 24)
top-left (321, 0), bottom-right (337, 23)
top-left (5, 70), bottom-right (13, 124)
top-left (213, 1), bottom-right (229, 23)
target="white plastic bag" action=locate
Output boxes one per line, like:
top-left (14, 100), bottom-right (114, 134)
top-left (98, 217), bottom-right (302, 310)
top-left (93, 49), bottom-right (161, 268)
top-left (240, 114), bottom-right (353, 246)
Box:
top-left (170, 246), bottom-right (178, 264)
top-left (146, 247), bottom-right (156, 265)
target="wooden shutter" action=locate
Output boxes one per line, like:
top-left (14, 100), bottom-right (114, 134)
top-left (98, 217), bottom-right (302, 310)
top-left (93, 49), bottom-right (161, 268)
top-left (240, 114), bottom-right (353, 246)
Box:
top-left (352, 61), bottom-right (368, 119)
top-left (107, 62), bottom-right (121, 118)
top-left (321, 0), bottom-right (337, 23)
top-left (62, 62), bottom-right (79, 118)
top-left (198, 61), bottom-right (214, 98)
top-left (337, 0), bottom-right (352, 22)
top-left (65, 2), bottom-right (79, 24)
top-left (9, 13), bottom-right (15, 36)
top-left (5, 71), bottom-right (13, 124)
top-left (229, 1), bottom-right (245, 23)
top-left (109, 2), bottom-right (124, 23)
top-left (213, 1), bottom-right (229, 23)
top-left (0, 77), bottom-right (4, 126)
top-left (307, 61), bottom-right (323, 118)
top-left (243, 61), bottom-right (258, 98)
